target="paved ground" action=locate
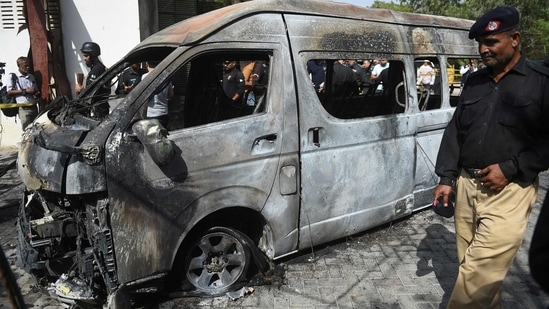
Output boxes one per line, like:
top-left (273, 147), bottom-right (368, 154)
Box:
top-left (1, 147), bottom-right (548, 308)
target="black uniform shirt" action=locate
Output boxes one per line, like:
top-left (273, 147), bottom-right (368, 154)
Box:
top-left (436, 56), bottom-right (549, 185)
top-left (86, 62), bottom-right (106, 87)
top-left (115, 67), bottom-right (146, 95)
top-left (84, 61), bottom-right (110, 117)
top-left (223, 69), bottom-right (245, 101)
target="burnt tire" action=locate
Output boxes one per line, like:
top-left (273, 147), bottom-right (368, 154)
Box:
top-left (184, 227), bottom-right (252, 296)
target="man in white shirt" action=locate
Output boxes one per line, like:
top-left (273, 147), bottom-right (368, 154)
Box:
top-left (418, 60), bottom-right (435, 91)
top-left (370, 58), bottom-right (390, 93)
top-left (7, 56), bottom-right (39, 129)
top-left (142, 61), bottom-right (174, 127)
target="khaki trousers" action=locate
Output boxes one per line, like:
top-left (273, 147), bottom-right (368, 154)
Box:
top-left (19, 104), bottom-right (38, 129)
top-left (447, 169), bottom-right (537, 309)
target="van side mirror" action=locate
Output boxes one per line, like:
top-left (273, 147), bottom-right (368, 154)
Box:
top-left (131, 119), bottom-right (175, 165)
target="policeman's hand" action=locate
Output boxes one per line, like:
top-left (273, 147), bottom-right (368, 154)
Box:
top-left (479, 164), bottom-right (509, 192)
top-left (75, 83), bottom-right (83, 93)
top-left (123, 83), bottom-right (134, 93)
top-left (433, 184), bottom-right (453, 207)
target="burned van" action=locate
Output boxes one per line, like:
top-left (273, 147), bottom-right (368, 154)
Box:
top-left (16, 0), bottom-right (477, 307)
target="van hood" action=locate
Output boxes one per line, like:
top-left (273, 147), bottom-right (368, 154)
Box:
top-left (18, 112), bottom-right (106, 194)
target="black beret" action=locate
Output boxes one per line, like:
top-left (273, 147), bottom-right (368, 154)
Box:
top-left (469, 6), bottom-right (520, 39)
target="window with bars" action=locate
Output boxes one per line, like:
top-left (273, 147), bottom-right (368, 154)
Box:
top-left (0, 0), bottom-right (24, 30)
top-left (157, 0), bottom-right (222, 31)
top-left (157, 0), bottom-right (197, 31)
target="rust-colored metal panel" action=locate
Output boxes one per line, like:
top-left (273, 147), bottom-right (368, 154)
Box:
top-left (24, 0), bottom-right (72, 105)
top-left (24, 0), bottom-right (49, 105)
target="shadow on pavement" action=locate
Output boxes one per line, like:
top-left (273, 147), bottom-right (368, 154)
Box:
top-left (416, 223), bottom-right (457, 309)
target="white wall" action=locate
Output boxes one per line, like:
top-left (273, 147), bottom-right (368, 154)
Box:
top-left (0, 0), bottom-right (142, 148)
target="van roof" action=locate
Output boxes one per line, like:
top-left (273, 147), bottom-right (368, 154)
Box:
top-left (135, 0), bottom-right (474, 50)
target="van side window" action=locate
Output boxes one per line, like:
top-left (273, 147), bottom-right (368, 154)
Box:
top-left (448, 57), bottom-right (482, 106)
top-left (164, 53), bottom-right (270, 131)
top-left (308, 58), bottom-right (406, 119)
top-left (415, 58), bottom-right (443, 111)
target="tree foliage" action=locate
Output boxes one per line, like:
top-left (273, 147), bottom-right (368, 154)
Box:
top-left (370, 0), bottom-right (412, 12)
top-left (372, 0), bottom-right (549, 59)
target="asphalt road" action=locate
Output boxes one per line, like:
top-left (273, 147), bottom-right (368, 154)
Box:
top-left (1, 148), bottom-right (548, 308)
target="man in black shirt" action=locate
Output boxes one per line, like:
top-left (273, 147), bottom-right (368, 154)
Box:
top-left (331, 59), bottom-right (356, 96)
top-left (115, 63), bottom-right (146, 96)
top-left (76, 42), bottom-right (110, 118)
top-left (307, 59), bottom-right (326, 93)
top-left (222, 60), bottom-right (245, 105)
top-left (433, 6), bottom-right (549, 308)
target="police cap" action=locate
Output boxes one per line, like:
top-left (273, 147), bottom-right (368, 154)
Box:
top-left (468, 6), bottom-right (520, 40)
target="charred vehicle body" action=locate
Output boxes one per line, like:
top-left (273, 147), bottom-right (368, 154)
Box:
top-left (16, 0), bottom-right (477, 307)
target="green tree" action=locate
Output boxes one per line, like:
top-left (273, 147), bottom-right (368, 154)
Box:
top-left (371, 0), bottom-right (413, 11)
top-left (462, 0), bottom-right (548, 59)
top-left (407, 0), bottom-right (460, 15)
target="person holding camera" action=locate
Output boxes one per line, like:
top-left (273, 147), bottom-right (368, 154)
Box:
top-left (6, 56), bottom-right (39, 129)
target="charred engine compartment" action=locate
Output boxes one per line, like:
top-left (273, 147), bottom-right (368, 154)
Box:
top-left (17, 189), bottom-right (118, 306)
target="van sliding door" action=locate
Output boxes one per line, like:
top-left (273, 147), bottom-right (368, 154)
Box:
top-left (291, 53), bottom-right (415, 256)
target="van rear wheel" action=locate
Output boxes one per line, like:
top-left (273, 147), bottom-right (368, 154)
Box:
top-left (184, 227), bottom-right (251, 296)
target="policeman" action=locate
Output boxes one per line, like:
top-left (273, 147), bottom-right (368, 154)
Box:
top-left (433, 6), bottom-right (549, 308)
top-left (76, 42), bottom-right (110, 117)
top-left (222, 60), bottom-right (245, 105)
top-left (115, 63), bottom-right (146, 96)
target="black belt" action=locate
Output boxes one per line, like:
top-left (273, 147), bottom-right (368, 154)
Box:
top-left (464, 168), bottom-right (483, 179)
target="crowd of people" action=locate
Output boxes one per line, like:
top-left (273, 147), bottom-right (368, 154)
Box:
top-left (305, 57), bottom-right (459, 99)
top-left (222, 59), bottom-right (268, 110)
top-left (4, 41), bottom-right (173, 128)
top-left (459, 58), bottom-right (484, 88)
top-left (307, 58), bottom-right (391, 97)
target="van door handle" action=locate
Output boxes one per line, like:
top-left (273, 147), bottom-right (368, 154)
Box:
top-left (309, 127), bottom-right (322, 147)
top-left (251, 134), bottom-right (277, 155)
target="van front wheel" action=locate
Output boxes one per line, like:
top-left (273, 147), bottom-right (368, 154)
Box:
top-left (184, 227), bottom-right (251, 296)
